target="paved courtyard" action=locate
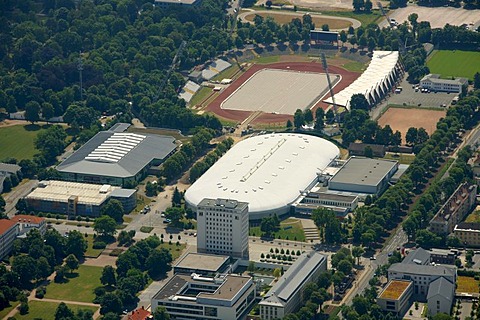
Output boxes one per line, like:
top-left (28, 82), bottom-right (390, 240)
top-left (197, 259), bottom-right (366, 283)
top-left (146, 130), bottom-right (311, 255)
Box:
top-left (221, 69), bottom-right (337, 115)
top-left (387, 76), bottom-right (458, 108)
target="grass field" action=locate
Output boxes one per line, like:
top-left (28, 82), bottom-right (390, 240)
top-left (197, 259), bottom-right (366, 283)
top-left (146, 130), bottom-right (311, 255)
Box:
top-left (0, 301), bottom-right (19, 319)
top-left (45, 265), bottom-right (103, 303)
top-left (0, 124), bottom-right (47, 160)
top-left (321, 10), bottom-right (382, 26)
top-left (342, 61), bottom-right (367, 72)
top-left (157, 242), bottom-right (187, 260)
top-left (250, 218), bottom-right (306, 241)
top-left (15, 301), bottom-right (97, 320)
top-left (85, 234), bottom-right (104, 258)
top-left (189, 87), bottom-right (213, 107)
top-left (427, 50), bottom-right (480, 80)
top-left (457, 276), bottom-right (480, 293)
top-left (383, 153), bottom-right (416, 165)
top-left (465, 209), bottom-right (480, 223)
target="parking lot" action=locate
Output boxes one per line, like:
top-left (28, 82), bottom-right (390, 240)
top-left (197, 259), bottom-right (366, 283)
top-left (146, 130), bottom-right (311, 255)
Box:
top-left (387, 76), bottom-right (457, 108)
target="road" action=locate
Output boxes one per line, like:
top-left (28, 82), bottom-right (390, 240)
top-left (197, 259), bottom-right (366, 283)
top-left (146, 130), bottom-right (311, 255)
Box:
top-left (4, 179), bottom-right (38, 217)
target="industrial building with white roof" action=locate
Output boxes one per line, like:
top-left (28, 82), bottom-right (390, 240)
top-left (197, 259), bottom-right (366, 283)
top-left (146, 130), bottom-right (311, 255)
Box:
top-left (24, 180), bottom-right (136, 217)
top-left (56, 128), bottom-right (177, 187)
top-left (184, 133), bottom-right (340, 220)
top-left (324, 51), bottom-right (402, 110)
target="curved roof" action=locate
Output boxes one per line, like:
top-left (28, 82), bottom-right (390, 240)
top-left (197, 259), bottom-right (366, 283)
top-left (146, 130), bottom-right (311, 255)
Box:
top-left (185, 133), bottom-right (339, 219)
top-left (324, 51), bottom-right (399, 110)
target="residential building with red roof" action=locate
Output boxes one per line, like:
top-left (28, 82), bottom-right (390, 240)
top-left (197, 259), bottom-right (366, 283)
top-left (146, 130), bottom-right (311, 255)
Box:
top-left (11, 215), bottom-right (47, 236)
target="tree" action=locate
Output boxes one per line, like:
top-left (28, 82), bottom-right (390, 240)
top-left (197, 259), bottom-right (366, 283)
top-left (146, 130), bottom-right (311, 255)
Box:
top-left (25, 101), bottom-right (40, 123)
top-left (65, 254), bottom-right (79, 273)
top-left (337, 259), bottom-right (353, 274)
top-left (406, 127), bottom-right (418, 145)
top-left (42, 102), bottom-right (54, 122)
top-left (94, 215), bottom-right (117, 237)
top-left (55, 302), bottom-right (75, 320)
top-left (165, 206), bottom-right (185, 225)
top-left (315, 108), bottom-right (325, 130)
top-left (286, 119), bottom-right (293, 129)
top-left (474, 72), bottom-right (480, 89)
top-left (293, 109), bottom-right (304, 129)
top-left (100, 292), bottom-right (123, 315)
top-left (37, 256), bottom-right (52, 280)
top-left (12, 255), bottom-right (37, 288)
top-left (247, 261), bottom-right (256, 274)
top-left (273, 268), bottom-right (281, 278)
top-left (364, 146), bottom-right (374, 158)
top-left (65, 230), bottom-right (87, 260)
top-left (304, 109), bottom-right (313, 123)
top-left (153, 306), bottom-right (171, 320)
top-left (260, 215), bottom-right (280, 237)
top-left (146, 248), bottom-right (173, 278)
top-left (352, 246), bottom-right (365, 265)
top-left (100, 199), bottom-right (124, 223)
top-left (101, 265), bottom-right (116, 287)
top-left (325, 109), bottom-right (335, 123)
top-left (350, 94), bottom-right (369, 111)
top-left (172, 187), bottom-right (182, 207)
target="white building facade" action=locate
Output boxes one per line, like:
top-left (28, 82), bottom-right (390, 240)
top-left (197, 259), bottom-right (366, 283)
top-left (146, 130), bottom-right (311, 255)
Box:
top-left (197, 198), bottom-right (249, 259)
top-left (420, 74), bottom-right (468, 93)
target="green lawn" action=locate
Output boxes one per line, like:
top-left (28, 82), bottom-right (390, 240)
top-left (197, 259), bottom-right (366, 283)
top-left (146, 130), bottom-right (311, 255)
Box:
top-left (253, 55), bottom-right (280, 64)
top-left (250, 218), bottom-right (306, 241)
top-left (457, 276), bottom-right (480, 293)
top-left (383, 153), bottom-right (416, 165)
top-left (85, 234), bottom-right (104, 258)
top-left (212, 64), bottom-right (241, 81)
top-left (15, 301), bottom-right (97, 320)
top-left (157, 242), bottom-right (187, 260)
top-left (189, 87), bottom-right (213, 107)
top-left (0, 301), bottom-right (19, 319)
top-left (465, 210), bottom-right (480, 223)
top-left (427, 50), bottom-right (480, 80)
top-left (320, 10), bottom-right (382, 26)
top-left (342, 61), bottom-right (367, 72)
top-left (0, 124), bottom-right (47, 160)
top-left (45, 265), bottom-right (103, 303)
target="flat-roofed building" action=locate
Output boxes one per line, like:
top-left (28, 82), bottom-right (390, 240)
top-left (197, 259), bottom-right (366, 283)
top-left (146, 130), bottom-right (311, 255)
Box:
top-left (0, 219), bottom-right (19, 260)
top-left (56, 130), bottom-right (177, 187)
top-left (292, 191), bottom-right (358, 218)
top-left (11, 215), bottom-right (46, 236)
top-left (259, 251), bottom-right (327, 319)
top-left (151, 274), bottom-right (255, 320)
top-left (328, 157), bottom-right (399, 196)
top-left (25, 180), bottom-right (136, 217)
top-left (454, 222), bottom-right (480, 247)
top-left (174, 253), bottom-right (233, 276)
top-left (420, 74), bottom-right (468, 94)
top-left (197, 198), bottom-right (249, 259)
top-left (377, 280), bottom-right (413, 316)
top-left (430, 182), bottom-right (477, 235)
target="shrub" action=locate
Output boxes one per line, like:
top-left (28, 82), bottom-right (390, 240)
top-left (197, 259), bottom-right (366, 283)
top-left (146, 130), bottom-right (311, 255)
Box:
top-left (93, 241), bottom-right (106, 249)
top-left (109, 248), bottom-right (123, 256)
top-left (35, 286), bottom-right (46, 299)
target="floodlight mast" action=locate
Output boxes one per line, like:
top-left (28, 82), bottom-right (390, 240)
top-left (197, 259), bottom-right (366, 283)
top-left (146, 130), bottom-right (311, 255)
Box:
top-left (377, 2), bottom-right (406, 56)
top-left (321, 53), bottom-right (340, 123)
top-left (77, 52), bottom-right (84, 101)
top-left (154, 40), bottom-right (187, 102)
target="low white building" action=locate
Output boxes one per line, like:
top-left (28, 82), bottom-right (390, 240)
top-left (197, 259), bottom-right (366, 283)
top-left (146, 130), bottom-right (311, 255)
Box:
top-left (151, 274), bottom-right (255, 320)
top-left (259, 251), bottom-right (327, 319)
top-left (197, 198), bottom-right (249, 259)
top-left (420, 74), bottom-right (468, 93)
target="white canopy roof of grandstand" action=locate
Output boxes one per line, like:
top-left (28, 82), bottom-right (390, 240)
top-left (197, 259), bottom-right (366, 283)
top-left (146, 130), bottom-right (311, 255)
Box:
top-left (85, 133), bottom-right (146, 163)
top-left (324, 51), bottom-right (399, 110)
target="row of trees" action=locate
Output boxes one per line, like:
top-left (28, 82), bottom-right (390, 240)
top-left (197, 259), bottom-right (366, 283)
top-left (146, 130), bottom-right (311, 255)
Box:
top-left (162, 128), bottom-right (215, 181)
top-left (189, 137), bottom-right (234, 182)
top-left (352, 89), bottom-right (479, 251)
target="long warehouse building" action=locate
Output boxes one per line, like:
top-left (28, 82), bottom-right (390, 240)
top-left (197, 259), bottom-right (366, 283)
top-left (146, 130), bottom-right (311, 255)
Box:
top-left (184, 133), bottom-right (340, 220)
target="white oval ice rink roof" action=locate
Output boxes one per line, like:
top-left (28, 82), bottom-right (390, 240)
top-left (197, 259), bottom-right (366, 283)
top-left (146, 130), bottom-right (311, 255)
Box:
top-left (185, 133), bottom-right (340, 220)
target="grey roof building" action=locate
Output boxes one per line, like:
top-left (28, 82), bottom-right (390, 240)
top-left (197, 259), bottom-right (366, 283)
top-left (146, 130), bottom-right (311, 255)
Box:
top-left (427, 277), bottom-right (455, 316)
top-left (259, 251), bottom-right (327, 320)
top-left (328, 157), bottom-right (399, 196)
top-left (56, 131), bottom-right (177, 186)
top-left (403, 248), bottom-right (431, 265)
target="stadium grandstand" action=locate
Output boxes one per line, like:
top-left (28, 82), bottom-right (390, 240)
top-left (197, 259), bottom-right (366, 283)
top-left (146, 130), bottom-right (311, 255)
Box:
top-left (184, 133), bottom-right (340, 220)
top-left (324, 51), bottom-right (402, 110)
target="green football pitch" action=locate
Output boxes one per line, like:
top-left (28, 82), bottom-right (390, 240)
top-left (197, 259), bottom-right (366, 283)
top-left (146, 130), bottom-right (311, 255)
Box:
top-left (427, 50), bottom-right (480, 80)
